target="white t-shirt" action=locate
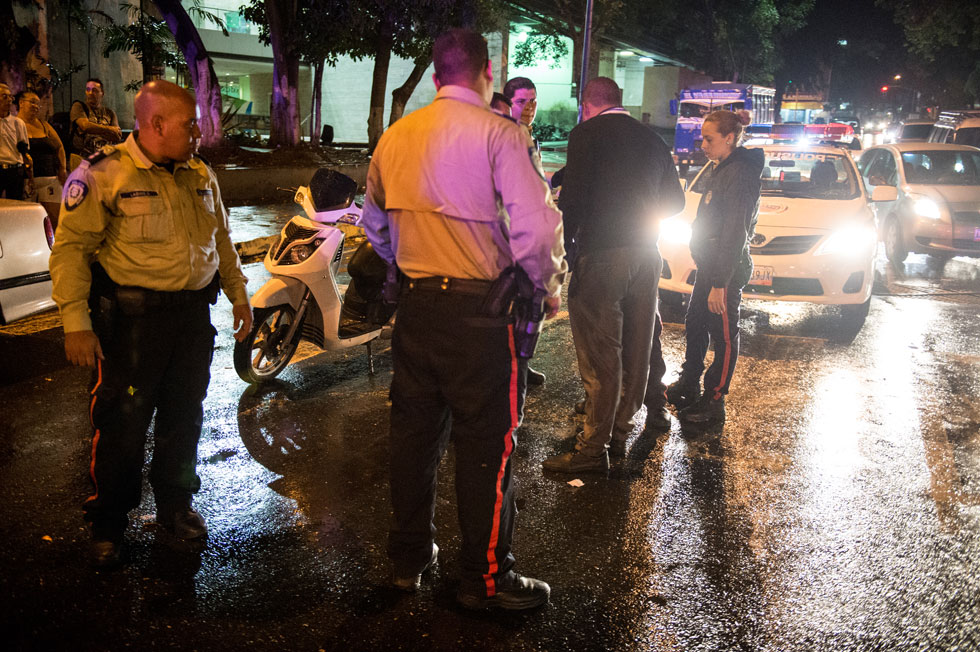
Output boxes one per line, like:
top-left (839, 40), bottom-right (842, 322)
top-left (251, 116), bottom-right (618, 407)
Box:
top-left (0, 114), bottom-right (29, 165)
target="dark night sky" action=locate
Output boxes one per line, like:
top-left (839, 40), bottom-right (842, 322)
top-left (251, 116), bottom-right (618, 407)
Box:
top-left (778, 0), bottom-right (909, 108)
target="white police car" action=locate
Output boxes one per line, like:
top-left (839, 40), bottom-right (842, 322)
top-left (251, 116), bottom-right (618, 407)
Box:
top-left (659, 144), bottom-right (894, 332)
top-left (0, 199), bottom-right (55, 324)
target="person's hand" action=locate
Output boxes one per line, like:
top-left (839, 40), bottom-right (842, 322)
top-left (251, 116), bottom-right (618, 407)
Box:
top-left (232, 303), bottom-right (253, 342)
top-left (108, 125), bottom-right (122, 141)
top-left (57, 167), bottom-right (68, 185)
top-left (65, 330), bottom-right (104, 367)
top-left (544, 294), bottom-right (561, 319)
top-left (707, 287), bottom-right (726, 314)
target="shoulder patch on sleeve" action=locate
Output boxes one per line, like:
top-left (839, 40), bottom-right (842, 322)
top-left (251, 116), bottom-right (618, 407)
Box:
top-left (63, 179), bottom-right (90, 211)
top-left (85, 145), bottom-right (118, 167)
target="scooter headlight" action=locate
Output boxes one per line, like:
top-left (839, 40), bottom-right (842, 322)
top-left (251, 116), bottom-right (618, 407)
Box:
top-left (286, 238), bottom-right (324, 265)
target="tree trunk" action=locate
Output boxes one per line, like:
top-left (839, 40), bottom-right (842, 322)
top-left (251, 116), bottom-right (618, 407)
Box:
top-left (154, 0), bottom-right (223, 146)
top-left (0, 0), bottom-right (36, 91)
top-left (388, 57), bottom-right (429, 127)
top-left (311, 59), bottom-right (323, 144)
top-left (265, 0), bottom-right (300, 147)
top-left (367, 27), bottom-right (393, 151)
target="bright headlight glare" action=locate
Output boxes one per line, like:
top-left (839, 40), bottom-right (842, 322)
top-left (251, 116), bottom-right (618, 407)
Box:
top-left (913, 197), bottom-right (941, 220)
top-left (815, 224), bottom-right (877, 256)
top-left (660, 216), bottom-right (692, 245)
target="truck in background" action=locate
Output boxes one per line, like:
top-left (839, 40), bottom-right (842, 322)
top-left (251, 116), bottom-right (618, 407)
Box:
top-left (669, 82), bottom-right (776, 176)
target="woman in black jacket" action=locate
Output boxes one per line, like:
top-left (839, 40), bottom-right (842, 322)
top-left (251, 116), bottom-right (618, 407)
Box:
top-left (667, 109), bottom-right (764, 425)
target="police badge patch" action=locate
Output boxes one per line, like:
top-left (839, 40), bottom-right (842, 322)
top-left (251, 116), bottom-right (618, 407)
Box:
top-left (64, 179), bottom-right (89, 211)
top-left (528, 146), bottom-right (546, 181)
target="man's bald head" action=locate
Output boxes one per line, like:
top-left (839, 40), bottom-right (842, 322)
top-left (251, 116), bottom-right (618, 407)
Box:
top-left (134, 80), bottom-right (201, 164)
top-left (135, 80), bottom-right (196, 128)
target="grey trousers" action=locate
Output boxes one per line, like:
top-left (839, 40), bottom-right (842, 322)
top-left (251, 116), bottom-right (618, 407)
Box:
top-left (568, 246), bottom-right (662, 455)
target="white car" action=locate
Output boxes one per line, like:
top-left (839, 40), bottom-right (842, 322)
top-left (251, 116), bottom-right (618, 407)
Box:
top-left (0, 199), bottom-right (55, 324)
top-left (659, 144), bottom-right (893, 331)
top-left (857, 142), bottom-right (980, 264)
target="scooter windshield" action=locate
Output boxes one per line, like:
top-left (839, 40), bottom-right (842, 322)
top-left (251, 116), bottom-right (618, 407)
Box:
top-left (297, 168), bottom-right (363, 224)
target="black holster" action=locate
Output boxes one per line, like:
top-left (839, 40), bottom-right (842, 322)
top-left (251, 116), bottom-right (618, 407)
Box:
top-left (481, 266), bottom-right (545, 359)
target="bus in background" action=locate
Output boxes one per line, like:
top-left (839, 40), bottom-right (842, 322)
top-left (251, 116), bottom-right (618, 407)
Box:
top-left (669, 82), bottom-right (776, 176)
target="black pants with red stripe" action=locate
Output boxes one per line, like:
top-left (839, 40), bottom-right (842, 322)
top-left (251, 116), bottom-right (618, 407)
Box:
top-left (681, 273), bottom-right (743, 400)
top-left (387, 287), bottom-right (522, 598)
top-left (85, 297), bottom-right (216, 537)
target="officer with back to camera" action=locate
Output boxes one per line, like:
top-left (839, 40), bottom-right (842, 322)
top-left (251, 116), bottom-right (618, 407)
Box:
top-left (49, 80), bottom-right (252, 568)
top-left (362, 28), bottom-right (566, 610)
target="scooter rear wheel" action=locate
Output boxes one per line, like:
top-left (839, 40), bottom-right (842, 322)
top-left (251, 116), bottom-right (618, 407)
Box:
top-left (234, 305), bottom-right (301, 383)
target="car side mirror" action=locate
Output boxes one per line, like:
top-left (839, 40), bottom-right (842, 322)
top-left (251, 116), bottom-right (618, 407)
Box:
top-left (871, 185), bottom-right (898, 202)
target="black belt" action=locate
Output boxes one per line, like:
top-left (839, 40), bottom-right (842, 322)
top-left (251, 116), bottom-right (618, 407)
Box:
top-left (403, 275), bottom-right (493, 296)
top-left (0, 162), bottom-right (23, 170)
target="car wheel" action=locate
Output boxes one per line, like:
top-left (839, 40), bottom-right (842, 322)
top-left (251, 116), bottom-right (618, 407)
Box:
top-left (884, 217), bottom-right (908, 264)
top-left (659, 289), bottom-right (686, 307)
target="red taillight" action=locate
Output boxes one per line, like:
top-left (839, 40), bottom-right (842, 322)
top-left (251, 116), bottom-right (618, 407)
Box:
top-left (43, 216), bottom-right (55, 249)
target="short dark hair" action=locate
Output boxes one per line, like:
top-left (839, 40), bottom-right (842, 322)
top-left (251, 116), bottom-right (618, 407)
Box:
top-left (14, 90), bottom-right (38, 107)
top-left (503, 76), bottom-right (535, 100)
top-left (86, 78), bottom-right (104, 91)
top-left (490, 92), bottom-right (511, 111)
top-left (432, 29), bottom-right (488, 86)
top-left (583, 77), bottom-right (621, 109)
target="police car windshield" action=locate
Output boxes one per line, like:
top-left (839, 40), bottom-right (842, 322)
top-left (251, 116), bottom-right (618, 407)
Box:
top-left (761, 151), bottom-right (860, 200)
top-left (901, 150), bottom-right (980, 186)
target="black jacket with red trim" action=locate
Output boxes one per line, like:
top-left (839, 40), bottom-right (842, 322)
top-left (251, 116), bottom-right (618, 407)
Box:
top-left (690, 146), bottom-right (765, 288)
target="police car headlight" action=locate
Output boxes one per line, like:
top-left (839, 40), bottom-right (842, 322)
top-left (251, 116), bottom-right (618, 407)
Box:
top-left (815, 224), bottom-right (877, 257)
top-left (660, 216), bottom-right (692, 245)
top-left (912, 196), bottom-right (941, 220)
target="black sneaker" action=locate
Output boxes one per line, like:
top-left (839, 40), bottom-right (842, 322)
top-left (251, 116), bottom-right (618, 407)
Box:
top-left (457, 574), bottom-right (550, 610)
top-left (392, 543), bottom-right (439, 592)
top-left (527, 367), bottom-right (546, 386)
top-left (666, 379), bottom-right (701, 410)
top-left (157, 503), bottom-right (208, 541)
top-left (542, 450), bottom-right (609, 474)
top-left (645, 404), bottom-right (672, 431)
top-left (679, 393), bottom-right (726, 425)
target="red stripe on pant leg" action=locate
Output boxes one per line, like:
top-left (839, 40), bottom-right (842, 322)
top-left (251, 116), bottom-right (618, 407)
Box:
top-left (85, 360), bottom-right (104, 504)
top-left (483, 325), bottom-right (519, 597)
top-left (712, 288), bottom-right (732, 401)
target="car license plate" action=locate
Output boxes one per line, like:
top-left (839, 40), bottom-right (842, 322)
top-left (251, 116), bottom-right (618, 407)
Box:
top-left (751, 265), bottom-right (774, 286)
top-left (974, 227), bottom-right (980, 242)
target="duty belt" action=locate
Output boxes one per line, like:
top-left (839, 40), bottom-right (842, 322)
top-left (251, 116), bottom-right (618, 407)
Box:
top-left (402, 276), bottom-right (493, 296)
top-left (0, 162), bottom-right (24, 169)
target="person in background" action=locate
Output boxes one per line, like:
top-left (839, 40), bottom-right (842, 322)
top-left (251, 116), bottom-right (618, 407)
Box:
top-left (502, 76), bottom-right (547, 387)
top-left (666, 109), bottom-right (763, 426)
top-left (16, 90), bottom-right (67, 227)
top-left (49, 80), bottom-right (252, 568)
top-left (542, 77), bottom-right (683, 473)
top-left (363, 28), bottom-right (565, 610)
top-left (490, 92), bottom-right (512, 117)
top-left (70, 78), bottom-right (122, 168)
top-left (503, 77), bottom-right (537, 131)
top-left (0, 83), bottom-right (32, 200)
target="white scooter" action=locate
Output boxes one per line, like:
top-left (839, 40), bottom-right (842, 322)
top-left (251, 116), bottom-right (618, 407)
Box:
top-left (234, 169), bottom-right (395, 383)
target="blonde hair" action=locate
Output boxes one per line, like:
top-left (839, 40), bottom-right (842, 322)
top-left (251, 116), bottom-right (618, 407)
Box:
top-left (704, 109), bottom-right (752, 144)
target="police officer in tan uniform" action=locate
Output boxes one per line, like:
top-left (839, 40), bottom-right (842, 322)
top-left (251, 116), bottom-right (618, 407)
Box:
top-left (49, 80), bottom-right (252, 567)
top-left (362, 29), bottom-right (566, 610)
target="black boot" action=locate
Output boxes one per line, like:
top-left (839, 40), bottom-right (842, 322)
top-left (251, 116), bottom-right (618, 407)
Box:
top-left (666, 378), bottom-right (701, 410)
top-left (679, 393), bottom-right (726, 425)
top-left (645, 403), bottom-right (672, 431)
top-left (527, 366), bottom-right (546, 386)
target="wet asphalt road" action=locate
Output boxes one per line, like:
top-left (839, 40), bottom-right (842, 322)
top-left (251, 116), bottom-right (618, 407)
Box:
top-left (2, 243), bottom-right (980, 651)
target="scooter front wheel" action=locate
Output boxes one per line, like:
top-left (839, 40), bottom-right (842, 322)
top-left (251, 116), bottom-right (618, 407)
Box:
top-left (234, 305), bottom-right (302, 383)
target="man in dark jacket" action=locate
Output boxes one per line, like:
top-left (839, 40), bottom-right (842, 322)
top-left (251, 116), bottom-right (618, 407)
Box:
top-left (542, 77), bottom-right (684, 473)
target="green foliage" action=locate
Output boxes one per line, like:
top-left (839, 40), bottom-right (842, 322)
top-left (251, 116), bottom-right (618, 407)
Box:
top-left (512, 33), bottom-right (569, 69)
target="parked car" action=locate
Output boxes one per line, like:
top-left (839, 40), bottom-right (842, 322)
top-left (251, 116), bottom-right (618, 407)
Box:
top-left (857, 142), bottom-right (980, 263)
top-left (659, 143), bottom-right (886, 332)
top-left (0, 199), bottom-right (56, 324)
top-left (928, 111), bottom-right (980, 147)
